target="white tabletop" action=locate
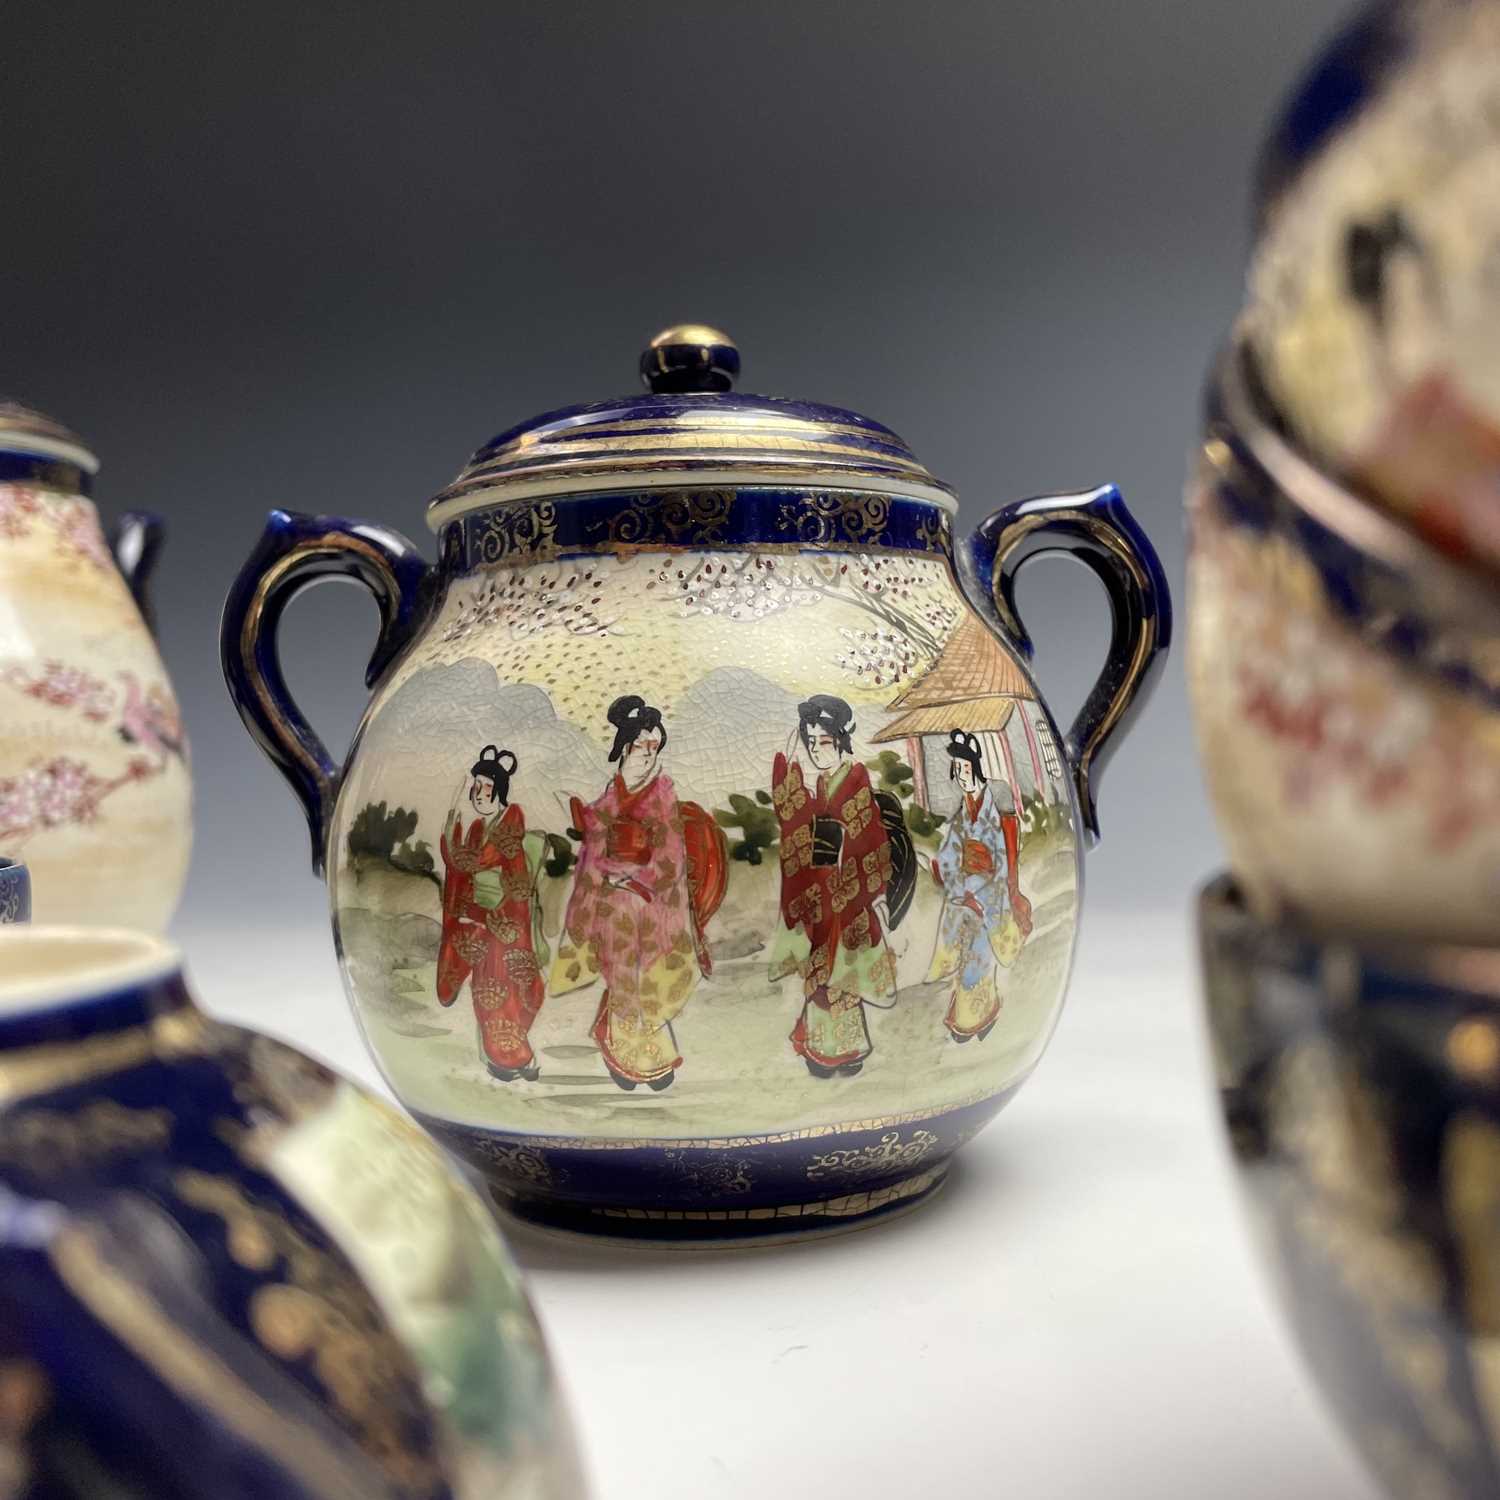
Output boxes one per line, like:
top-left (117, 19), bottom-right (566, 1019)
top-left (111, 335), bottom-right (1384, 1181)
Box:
top-left (186, 909), bottom-right (1378, 1500)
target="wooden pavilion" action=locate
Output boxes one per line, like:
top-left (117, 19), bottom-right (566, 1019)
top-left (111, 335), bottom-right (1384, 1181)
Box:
top-left (871, 616), bottom-right (1057, 813)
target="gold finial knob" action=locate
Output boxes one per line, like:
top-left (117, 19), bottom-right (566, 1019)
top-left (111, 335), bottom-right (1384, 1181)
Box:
top-left (641, 325), bottom-right (740, 394)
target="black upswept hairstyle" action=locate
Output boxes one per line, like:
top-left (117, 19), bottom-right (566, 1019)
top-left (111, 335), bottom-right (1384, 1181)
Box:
top-left (470, 745), bottom-right (517, 805)
top-left (797, 695), bottom-right (855, 758)
top-left (607, 695), bottom-right (666, 764)
top-left (946, 728), bottom-right (983, 780)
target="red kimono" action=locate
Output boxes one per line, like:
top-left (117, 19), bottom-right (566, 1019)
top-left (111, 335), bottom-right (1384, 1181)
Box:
top-left (769, 754), bottom-right (897, 1069)
top-left (436, 802), bottom-right (544, 1074)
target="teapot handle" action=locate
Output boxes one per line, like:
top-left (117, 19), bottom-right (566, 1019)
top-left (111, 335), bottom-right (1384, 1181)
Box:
top-left (108, 512), bottom-right (165, 639)
top-left (961, 483), bottom-right (1171, 844)
top-left (220, 509), bottom-right (434, 876)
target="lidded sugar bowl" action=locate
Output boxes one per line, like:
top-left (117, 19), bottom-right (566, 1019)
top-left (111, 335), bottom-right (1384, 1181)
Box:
top-left (0, 400), bottom-right (191, 930)
top-left (222, 325), bottom-right (1170, 1241)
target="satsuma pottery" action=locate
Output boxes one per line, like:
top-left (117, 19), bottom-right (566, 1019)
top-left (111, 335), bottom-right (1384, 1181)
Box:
top-left (222, 325), bottom-right (1170, 1241)
top-left (1248, 0), bottom-right (1500, 575)
top-left (0, 400), bottom-right (191, 930)
top-left (0, 924), bottom-right (584, 1498)
top-left (1187, 328), bottom-right (1500, 944)
top-left (1200, 873), bottom-right (1500, 1500)
top-left (0, 858), bottom-right (29, 925)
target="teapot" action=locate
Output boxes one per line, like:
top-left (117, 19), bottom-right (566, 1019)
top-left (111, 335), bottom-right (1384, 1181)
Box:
top-left (222, 325), bottom-right (1170, 1242)
top-left (0, 401), bottom-right (191, 930)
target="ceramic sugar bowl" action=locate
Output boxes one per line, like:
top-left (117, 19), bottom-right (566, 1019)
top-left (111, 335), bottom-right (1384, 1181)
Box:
top-left (0, 401), bottom-right (191, 930)
top-left (222, 325), bottom-right (1170, 1241)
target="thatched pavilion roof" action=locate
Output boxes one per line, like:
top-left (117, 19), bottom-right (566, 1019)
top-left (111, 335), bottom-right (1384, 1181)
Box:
top-left (871, 617), bottom-right (1033, 742)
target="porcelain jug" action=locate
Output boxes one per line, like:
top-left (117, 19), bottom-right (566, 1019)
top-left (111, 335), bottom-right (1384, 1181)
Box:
top-left (222, 325), bottom-right (1170, 1241)
top-left (0, 924), bottom-right (584, 1498)
top-left (0, 401), bottom-right (191, 930)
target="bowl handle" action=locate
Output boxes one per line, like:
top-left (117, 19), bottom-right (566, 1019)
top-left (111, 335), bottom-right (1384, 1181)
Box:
top-left (961, 483), bottom-right (1171, 844)
top-left (220, 509), bottom-right (434, 876)
top-left (108, 511), bottom-right (165, 639)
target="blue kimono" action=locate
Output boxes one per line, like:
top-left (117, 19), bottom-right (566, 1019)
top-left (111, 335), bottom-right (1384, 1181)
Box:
top-left (925, 781), bottom-right (1017, 1039)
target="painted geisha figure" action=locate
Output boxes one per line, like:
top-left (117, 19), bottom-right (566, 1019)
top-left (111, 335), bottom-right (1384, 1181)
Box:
top-left (769, 695), bottom-right (914, 1078)
top-left (554, 696), bottom-right (727, 1092)
top-left (436, 746), bottom-right (549, 1082)
top-left (925, 729), bottom-right (1033, 1043)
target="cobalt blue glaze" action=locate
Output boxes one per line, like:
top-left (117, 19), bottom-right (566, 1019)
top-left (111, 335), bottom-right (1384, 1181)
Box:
top-left (1200, 873), bottom-right (1500, 1498)
top-left (1253, 0), bottom-right (1411, 217)
top-left (0, 858), bottom-right (29, 924)
top-left (0, 453), bottom-right (91, 494)
top-left (0, 964), bottom-right (451, 1500)
top-left (107, 511), bottom-right (166, 640)
top-left (471, 393), bottom-right (915, 468)
top-left (447, 486), bottom-right (953, 570)
top-left (219, 509), bottom-right (437, 874)
top-left (965, 485), bottom-right (1173, 842)
top-left (413, 1084), bottom-right (1023, 1242)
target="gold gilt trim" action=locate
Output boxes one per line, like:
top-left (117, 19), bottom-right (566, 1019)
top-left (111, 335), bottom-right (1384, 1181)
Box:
top-left (462, 488), bottom-right (953, 567)
top-left (471, 499), bottom-right (558, 565)
top-left (0, 1101), bottom-right (172, 1169)
top-left (990, 505), bottom-right (1159, 814)
top-left (602, 489), bottom-right (735, 546)
top-left (442, 1077), bottom-right (1022, 1153)
top-left (238, 533), bottom-right (407, 787)
top-left (502, 412), bottom-right (916, 445)
top-left (0, 1009), bottom-right (214, 1107)
top-left (48, 1227), bottom-right (384, 1500)
top-left (585, 1166), bottom-right (945, 1224)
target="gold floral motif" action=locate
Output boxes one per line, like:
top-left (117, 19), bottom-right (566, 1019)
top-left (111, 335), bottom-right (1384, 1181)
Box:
top-left (452, 925), bottom-right (489, 967)
top-left (483, 910), bottom-right (520, 943)
top-left (1442, 1112), bottom-right (1500, 1451)
top-left (777, 492), bottom-right (892, 546)
top-left (481, 1016), bottom-right (530, 1054)
top-left (604, 490), bottom-right (734, 547)
top-left (466, 1137), bottom-right (556, 1187)
top-left (781, 822), bottom-right (813, 875)
top-left (0, 1100), bottom-right (172, 1169)
top-left (1268, 1039), bottom-right (1478, 1465)
top-left (471, 500), bottom-right (558, 564)
top-left (171, 1170), bottom-right (444, 1498)
top-left (488, 823), bottom-right (523, 859)
top-left (664, 1149), bottom-right (753, 1195)
top-left (914, 508), bottom-right (954, 557)
top-left (805, 1128), bottom-right (940, 1182)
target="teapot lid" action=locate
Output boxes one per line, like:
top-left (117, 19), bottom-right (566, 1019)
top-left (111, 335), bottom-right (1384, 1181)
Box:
top-left (0, 398), bottom-right (99, 474)
top-left (427, 324), bottom-right (955, 524)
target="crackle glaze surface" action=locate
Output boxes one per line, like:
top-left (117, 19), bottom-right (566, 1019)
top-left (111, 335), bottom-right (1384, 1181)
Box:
top-left (0, 483), bottom-right (190, 929)
top-left (0, 946), bottom-right (582, 1499)
top-left (327, 520), bottom-right (1080, 1215)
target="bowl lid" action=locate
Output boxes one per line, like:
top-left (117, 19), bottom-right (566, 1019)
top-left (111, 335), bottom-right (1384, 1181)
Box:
top-left (0, 398), bottom-right (98, 473)
top-left (426, 324), bottom-right (955, 523)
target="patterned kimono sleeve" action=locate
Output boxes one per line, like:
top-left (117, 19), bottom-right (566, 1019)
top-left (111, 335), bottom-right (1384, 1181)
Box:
top-left (935, 813), bottom-right (966, 890)
top-left (771, 753), bottom-right (815, 927)
top-left (832, 762), bottom-right (892, 951)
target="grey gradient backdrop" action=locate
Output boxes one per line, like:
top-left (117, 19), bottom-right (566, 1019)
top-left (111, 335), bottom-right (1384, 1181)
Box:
top-left (3, 0), bottom-right (1351, 936)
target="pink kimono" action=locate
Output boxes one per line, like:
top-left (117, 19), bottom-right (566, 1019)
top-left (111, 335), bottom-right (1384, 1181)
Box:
top-left (561, 771), bottom-right (710, 1084)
